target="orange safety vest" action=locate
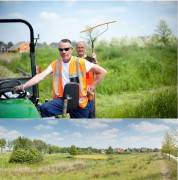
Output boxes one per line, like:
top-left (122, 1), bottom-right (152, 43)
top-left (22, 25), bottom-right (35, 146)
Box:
top-left (86, 71), bottom-right (94, 86)
top-left (86, 71), bottom-right (95, 101)
top-left (85, 56), bottom-right (94, 86)
top-left (51, 56), bottom-right (88, 108)
top-left (85, 56), bottom-right (95, 101)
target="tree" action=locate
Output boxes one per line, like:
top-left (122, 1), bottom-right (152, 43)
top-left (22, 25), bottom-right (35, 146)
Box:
top-left (7, 140), bottom-right (13, 152)
top-left (46, 144), bottom-right (61, 154)
top-left (0, 41), bottom-right (5, 46)
top-left (32, 139), bottom-right (47, 153)
top-left (170, 127), bottom-right (178, 156)
top-left (7, 41), bottom-right (13, 48)
top-left (69, 145), bottom-right (78, 156)
top-left (60, 147), bottom-right (70, 153)
top-left (12, 136), bottom-right (32, 151)
top-left (154, 19), bottom-right (172, 45)
top-left (106, 146), bottom-right (114, 155)
top-left (161, 132), bottom-right (176, 160)
top-left (0, 138), bottom-right (6, 153)
top-left (170, 127), bottom-right (178, 145)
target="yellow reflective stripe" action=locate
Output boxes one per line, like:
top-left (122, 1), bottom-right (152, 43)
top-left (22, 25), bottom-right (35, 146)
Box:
top-left (69, 73), bottom-right (78, 78)
top-left (75, 57), bottom-right (88, 107)
top-left (76, 57), bottom-right (84, 96)
top-left (54, 59), bottom-right (60, 96)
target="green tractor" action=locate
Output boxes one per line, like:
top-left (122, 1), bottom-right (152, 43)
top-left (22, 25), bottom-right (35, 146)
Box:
top-left (0, 19), bottom-right (41, 118)
top-left (0, 19), bottom-right (78, 118)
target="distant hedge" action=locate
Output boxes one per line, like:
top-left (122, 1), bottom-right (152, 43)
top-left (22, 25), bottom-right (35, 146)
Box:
top-left (9, 148), bottom-right (43, 164)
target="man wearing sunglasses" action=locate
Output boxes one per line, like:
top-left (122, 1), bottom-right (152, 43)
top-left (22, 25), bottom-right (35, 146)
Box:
top-left (76, 41), bottom-right (98, 118)
top-left (13, 39), bottom-right (107, 118)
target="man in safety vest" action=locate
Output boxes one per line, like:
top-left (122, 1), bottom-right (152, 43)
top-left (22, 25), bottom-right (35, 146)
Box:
top-left (76, 41), bottom-right (97, 118)
top-left (13, 39), bottom-right (107, 118)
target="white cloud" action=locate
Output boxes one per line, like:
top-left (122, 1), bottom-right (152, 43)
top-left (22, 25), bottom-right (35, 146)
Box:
top-left (42, 131), bottom-right (64, 141)
top-left (73, 120), bottom-right (108, 129)
top-left (7, 130), bottom-right (23, 139)
top-left (72, 132), bottom-right (83, 138)
top-left (122, 135), bottom-right (163, 149)
top-left (76, 128), bottom-right (119, 149)
top-left (129, 121), bottom-right (170, 133)
top-left (34, 124), bottom-right (53, 130)
top-left (0, 126), bottom-right (23, 140)
top-left (40, 11), bottom-right (60, 21)
top-left (100, 128), bottom-right (119, 138)
top-left (90, 128), bottom-right (119, 141)
top-left (52, 132), bottom-right (60, 137)
top-left (47, 119), bottom-right (59, 125)
top-left (84, 121), bottom-right (108, 129)
top-left (160, 119), bottom-right (178, 124)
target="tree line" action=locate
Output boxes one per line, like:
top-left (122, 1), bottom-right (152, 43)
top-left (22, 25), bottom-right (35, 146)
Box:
top-left (0, 136), bottom-right (160, 155)
top-left (0, 137), bottom-right (101, 155)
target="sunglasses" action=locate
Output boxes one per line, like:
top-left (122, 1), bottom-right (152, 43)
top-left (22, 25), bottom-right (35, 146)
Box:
top-left (58, 47), bottom-right (71, 52)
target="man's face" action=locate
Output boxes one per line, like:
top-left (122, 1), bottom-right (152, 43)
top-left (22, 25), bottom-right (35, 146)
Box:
top-left (76, 44), bottom-right (86, 57)
top-left (59, 42), bottom-right (73, 62)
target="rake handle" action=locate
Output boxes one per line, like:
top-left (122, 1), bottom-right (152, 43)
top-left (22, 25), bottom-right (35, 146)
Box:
top-left (80, 20), bottom-right (116, 33)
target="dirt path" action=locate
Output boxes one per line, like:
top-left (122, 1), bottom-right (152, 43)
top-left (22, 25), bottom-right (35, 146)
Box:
top-left (161, 161), bottom-right (171, 180)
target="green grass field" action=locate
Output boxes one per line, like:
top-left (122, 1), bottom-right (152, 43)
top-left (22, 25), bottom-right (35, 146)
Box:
top-left (0, 152), bottom-right (177, 179)
top-left (0, 44), bottom-right (177, 118)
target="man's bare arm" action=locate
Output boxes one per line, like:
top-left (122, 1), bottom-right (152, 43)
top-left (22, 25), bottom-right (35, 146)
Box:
top-left (13, 65), bottom-right (53, 92)
top-left (89, 64), bottom-right (107, 91)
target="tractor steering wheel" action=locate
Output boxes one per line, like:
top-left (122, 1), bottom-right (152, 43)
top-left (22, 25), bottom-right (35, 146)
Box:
top-left (0, 80), bottom-right (27, 100)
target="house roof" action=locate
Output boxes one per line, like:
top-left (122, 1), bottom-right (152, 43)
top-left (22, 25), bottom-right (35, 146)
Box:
top-left (8, 41), bottom-right (27, 51)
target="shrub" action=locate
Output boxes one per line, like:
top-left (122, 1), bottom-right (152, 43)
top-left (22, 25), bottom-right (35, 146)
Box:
top-left (9, 148), bottom-right (43, 164)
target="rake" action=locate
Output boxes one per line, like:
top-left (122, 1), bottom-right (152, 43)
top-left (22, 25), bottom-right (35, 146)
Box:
top-left (80, 20), bottom-right (116, 53)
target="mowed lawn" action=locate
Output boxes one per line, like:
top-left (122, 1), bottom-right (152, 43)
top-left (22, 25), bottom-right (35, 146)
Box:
top-left (0, 152), bottom-right (177, 179)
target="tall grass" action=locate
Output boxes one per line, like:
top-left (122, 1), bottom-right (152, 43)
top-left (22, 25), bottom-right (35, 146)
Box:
top-left (96, 86), bottom-right (177, 118)
top-left (0, 44), bottom-right (177, 118)
top-left (133, 86), bottom-right (177, 118)
top-left (96, 45), bottom-right (176, 94)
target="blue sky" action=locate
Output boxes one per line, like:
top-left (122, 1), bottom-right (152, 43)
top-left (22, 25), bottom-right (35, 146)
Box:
top-left (0, 119), bottom-right (177, 149)
top-left (0, 1), bottom-right (177, 44)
